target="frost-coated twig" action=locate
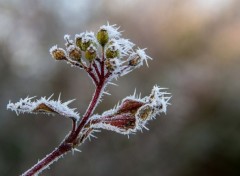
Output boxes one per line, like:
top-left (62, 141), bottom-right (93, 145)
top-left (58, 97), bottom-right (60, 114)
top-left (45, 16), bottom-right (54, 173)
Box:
top-left (7, 23), bottom-right (171, 176)
top-left (21, 77), bottom-right (107, 176)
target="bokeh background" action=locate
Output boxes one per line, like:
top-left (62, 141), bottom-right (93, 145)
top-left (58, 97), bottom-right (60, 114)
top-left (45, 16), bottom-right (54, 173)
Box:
top-left (1, 0), bottom-right (240, 175)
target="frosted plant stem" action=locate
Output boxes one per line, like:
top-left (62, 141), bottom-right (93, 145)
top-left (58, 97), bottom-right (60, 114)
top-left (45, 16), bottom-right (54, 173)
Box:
top-left (93, 62), bottom-right (101, 78)
top-left (8, 23), bottom-right (170, 176)
top-left (101, 47), bottom-right (105, 77)
top-left (21, 142), bottom-right (72, 176)
top-left (21, 66), bottom-right (109, 176)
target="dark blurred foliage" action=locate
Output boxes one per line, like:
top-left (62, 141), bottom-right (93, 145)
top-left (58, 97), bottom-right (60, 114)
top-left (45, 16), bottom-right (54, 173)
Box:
top-left (1, 0), bottom-right (240, 176)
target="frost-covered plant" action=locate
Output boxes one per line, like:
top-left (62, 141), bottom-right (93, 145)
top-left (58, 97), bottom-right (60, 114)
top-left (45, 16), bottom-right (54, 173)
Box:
top-left (7, 23), bottom-right (171, 176)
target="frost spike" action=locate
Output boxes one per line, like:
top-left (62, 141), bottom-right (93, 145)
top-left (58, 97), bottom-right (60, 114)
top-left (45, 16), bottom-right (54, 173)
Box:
top-left (63, 99), bottom-right (76, 106)
top-left (47, 94), bottom-right (54, 101)
top-left (103, 91), bottom-right (111, 96)
top-left (108, 82), bottom-right (118, 86)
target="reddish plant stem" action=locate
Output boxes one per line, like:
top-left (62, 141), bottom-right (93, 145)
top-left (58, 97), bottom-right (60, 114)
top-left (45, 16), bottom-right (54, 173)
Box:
top-left (71, 120), bottom-right (76, 133)
top-left (22, 51), bottom-right (109, 176)
top-left (101, 47), bottom-right (105, 78)
top-left (22, 88), bottom-right (100, 175)
top-left (93, 61), bottom-right (101, 78)
top-left (22, 143), bottom-right (72, 176)
top-left (66, 59), bottom-right (99, 85)
top-left (75, 85), bottom-right (102, 135)
top-left (87, 68), bottom-right (99, 85)
top-left (22, 83), bottom-right (105, 176)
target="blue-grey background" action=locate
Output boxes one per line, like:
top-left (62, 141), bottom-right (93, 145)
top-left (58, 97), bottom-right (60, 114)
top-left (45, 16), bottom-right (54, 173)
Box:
top-left (0, 0), bottom-right (240, 175)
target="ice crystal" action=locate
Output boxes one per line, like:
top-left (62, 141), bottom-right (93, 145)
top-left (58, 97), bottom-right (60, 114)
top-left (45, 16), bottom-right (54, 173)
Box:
top-left (135, 48), bottom-right (153, 67)
top-left (81, 31), bottom-right (97, 43)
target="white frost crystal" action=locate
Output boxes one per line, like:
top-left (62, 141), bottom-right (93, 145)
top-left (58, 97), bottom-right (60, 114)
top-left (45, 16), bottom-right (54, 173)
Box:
top-left (100, 23), bottom-right (122, 39)
top-left (135, 48), bottom-right (153, 67)
top-left (7, 95), bottom-right (80, 121)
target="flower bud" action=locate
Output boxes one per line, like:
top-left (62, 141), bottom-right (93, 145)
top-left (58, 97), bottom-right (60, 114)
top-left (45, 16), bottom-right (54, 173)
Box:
top-left (129, 55), bottom-right (141, 66)
top-left (85, 45), bottom-right (97, 62)
top-left (68, 45), bottom-right (82, 62)
top-left (97, 29), bottom-right (109, 46)
top-left (89, 98), bottom-right (145, 134)
top-left (105, 58), bottom-right (115, 71)
top-left (75, 36), bottom-right (82, 49)
top-left (106, 45), bottom-right (119, 59)
top-left (49, 45), bottom-right (67, 60)
top-left (81, 39), bottom-right (91, 51)
top-left (137, 105), bottom-right (152, 121)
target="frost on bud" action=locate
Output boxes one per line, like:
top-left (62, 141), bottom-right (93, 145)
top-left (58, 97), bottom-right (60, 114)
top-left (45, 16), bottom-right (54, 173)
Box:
top-left (85, 44), bottom-right (97, 62)
top-left (49, 45), bottom-right (67, 60)
top-left (67, 45), bottom-right (82, 62)
top-left (89, 86), bottom-right (171, 135)
top-left (7, 96), bottom-right (80, 121)
top-left (97, 29), bottom-right (109, 46)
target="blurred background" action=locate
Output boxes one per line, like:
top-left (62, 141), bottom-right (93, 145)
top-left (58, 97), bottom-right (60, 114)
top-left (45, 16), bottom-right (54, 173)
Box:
top-left (1, 0), bottom-right (240, 175)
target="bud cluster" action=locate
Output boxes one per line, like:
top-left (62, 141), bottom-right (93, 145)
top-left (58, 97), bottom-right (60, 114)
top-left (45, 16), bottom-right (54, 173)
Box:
top-left (49, 23), bottom-right (152, 81)
top-left (50, 32), bottom-right (98, 66)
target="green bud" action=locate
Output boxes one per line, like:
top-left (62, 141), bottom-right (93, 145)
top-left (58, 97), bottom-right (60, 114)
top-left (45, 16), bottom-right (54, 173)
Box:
top-left (81, 40), bottom-right (91, 51)
top-left (97, 29), bottom-right (109, 46)
top-left (105, 58), bottom-right (115, 71)
top-left (75, 36), bottom-right (82, 49)
top-left (106, 45), bottom-right (119, 59)
top-left (85, 45), bottom-right (97, 62)
top-left (68, 46), bottom-right (82, 62)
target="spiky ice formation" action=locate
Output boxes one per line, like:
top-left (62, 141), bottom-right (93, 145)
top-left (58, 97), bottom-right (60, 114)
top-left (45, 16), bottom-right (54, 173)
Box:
top-left (7, 95), bottom-right (80, 121)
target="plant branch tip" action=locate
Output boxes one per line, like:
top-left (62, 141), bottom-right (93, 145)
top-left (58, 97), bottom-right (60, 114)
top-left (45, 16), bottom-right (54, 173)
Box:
top-left (7, 22), bottom-right (171, 176)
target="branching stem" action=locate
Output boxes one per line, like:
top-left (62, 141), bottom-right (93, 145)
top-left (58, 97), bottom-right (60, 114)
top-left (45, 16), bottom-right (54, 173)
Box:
top-left (16, 23), bottom-right (159, 176)
top-left (21, 52), bottom-right (109, 176)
